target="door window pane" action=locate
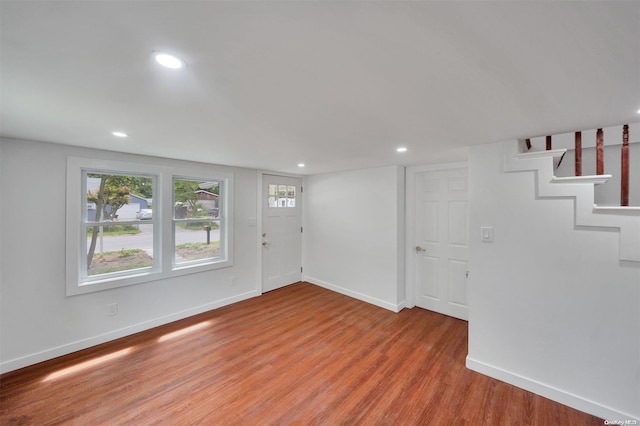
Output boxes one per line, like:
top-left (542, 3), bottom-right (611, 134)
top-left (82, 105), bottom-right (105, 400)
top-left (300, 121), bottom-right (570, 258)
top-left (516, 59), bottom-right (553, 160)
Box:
top-left (287, 185), bottom-right (296, 207)
top-left (268, 183), bottom-right (297, 208)
top-left (278, 185), bottom-right (287, 207)
top-left (268, 184), bottom-right (277, 207)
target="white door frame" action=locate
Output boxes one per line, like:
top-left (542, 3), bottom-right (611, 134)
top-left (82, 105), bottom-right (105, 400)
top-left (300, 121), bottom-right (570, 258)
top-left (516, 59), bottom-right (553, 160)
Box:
top-left (257, 171), bottom-right (304, 294)
top-left (404, 161), bottom-right (468, 308)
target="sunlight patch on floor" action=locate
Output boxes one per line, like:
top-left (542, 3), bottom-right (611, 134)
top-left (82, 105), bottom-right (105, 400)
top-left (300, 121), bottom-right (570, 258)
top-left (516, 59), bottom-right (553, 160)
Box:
top-left (42, 347), bottom-right (133, 382)
top-left (158, 321), bottom-right (211, 343)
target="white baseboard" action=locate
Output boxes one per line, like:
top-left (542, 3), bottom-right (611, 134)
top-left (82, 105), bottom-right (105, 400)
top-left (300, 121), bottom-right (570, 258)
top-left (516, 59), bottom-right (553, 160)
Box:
top-left (1, 290), bottom-right (261, 374)
top-left (466, 356), bottom-right (639, 422)
top-left (305, 276), bottom-right (404, 313)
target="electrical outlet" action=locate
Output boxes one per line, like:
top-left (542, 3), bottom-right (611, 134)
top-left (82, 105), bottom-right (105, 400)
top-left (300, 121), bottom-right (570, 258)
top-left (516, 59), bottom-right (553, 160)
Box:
top-left (108, 303), bottom-right (118, 316)
top-left (230, 276), bottom-right (237, 286)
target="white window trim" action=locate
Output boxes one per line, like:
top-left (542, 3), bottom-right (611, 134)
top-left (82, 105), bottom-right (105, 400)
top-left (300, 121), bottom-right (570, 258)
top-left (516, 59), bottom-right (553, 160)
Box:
top-left (66, 156), bottom-right (234, 296)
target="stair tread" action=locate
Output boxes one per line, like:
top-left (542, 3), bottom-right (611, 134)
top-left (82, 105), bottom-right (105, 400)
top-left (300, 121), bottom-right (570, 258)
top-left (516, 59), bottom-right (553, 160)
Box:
top-left (593, 205), bottom-right (640, 213)
top-left (517, 149), bottom-right (567, 159)
top-left (552, 175), bottom-right (611, 185)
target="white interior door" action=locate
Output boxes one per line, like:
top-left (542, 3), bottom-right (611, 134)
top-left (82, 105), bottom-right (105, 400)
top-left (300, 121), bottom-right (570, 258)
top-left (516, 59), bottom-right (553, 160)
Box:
top-left (409, 166), bottom-right (469, 320)
top-left (262, 175), bottom-right (303, 292)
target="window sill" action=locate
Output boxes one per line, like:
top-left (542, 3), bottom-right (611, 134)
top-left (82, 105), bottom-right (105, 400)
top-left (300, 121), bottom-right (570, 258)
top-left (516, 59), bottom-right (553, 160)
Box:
top-left (68, 259), bottom-right (233, 296)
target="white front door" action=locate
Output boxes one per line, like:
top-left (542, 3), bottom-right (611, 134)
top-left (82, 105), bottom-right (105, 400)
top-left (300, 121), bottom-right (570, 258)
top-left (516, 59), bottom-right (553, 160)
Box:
top-left (408, 165), bottom-right (469, 320)
top-left (262, 175), bottom-right (303, 292)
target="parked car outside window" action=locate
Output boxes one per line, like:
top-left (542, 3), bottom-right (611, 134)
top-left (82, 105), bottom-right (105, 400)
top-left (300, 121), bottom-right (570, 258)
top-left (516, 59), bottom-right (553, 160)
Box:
top-left (136, 209), bottom-right (152, 220)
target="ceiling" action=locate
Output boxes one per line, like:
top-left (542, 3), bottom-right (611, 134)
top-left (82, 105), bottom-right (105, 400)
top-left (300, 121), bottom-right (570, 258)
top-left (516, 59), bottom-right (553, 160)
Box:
top-left (1, 1), bottom-right (638, 175)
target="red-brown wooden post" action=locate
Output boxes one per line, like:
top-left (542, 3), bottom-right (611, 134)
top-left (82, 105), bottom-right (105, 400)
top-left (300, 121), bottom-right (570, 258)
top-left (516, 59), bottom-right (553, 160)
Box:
top-left (525, 139), bottom-right (532, 150)
top-left (575, 131), bottom-right (582, 176)
top-left (596, 128), bottom-right (604, 175)
top-left (621, 124), bottom-right (629, 206)
top-left (546, 135), bottom-right (552, 150)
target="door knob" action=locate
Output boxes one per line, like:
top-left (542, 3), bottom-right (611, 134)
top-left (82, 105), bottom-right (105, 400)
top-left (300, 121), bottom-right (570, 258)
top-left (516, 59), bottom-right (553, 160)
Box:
top-left (415, 246), bottom-right (426, 253)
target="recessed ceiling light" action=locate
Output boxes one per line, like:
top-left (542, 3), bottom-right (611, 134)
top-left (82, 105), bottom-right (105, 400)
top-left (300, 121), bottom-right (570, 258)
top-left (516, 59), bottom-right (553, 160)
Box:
top-left (112, 131), bottom-right (128, 138)
top-left (637, 108), bottom-right (640, 114)
top-left (297, 163), bottom-right (305, 168)
top-left (396, 147), bottom-right (408, 153)
top-left (153, 52), bottom-right (185, 69)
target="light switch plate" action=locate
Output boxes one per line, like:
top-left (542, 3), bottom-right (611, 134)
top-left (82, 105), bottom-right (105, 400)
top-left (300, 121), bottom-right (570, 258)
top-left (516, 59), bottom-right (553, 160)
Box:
top-left (480, 227), bottom-right (493, 242)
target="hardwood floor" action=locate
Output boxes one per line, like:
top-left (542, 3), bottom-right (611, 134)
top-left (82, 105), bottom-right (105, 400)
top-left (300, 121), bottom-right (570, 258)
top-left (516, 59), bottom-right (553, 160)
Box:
top-left (1, 282), bottom-right (603, 425)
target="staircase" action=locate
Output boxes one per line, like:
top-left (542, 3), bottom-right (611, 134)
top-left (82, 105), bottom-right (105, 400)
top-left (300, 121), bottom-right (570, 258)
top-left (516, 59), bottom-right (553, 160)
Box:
top-left (503, 141), bottom-right (640, 262)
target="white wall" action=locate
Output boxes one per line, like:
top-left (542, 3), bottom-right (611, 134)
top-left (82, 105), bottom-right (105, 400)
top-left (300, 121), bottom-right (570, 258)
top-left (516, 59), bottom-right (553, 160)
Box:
top-left (0, 141), bottom-right (3, 342)
top-left (0, 138), bottom-right (260, 373)
top-left (467, 141), bottom-right (640, 420)
top-left (302, 166), bottom-right (405, 312)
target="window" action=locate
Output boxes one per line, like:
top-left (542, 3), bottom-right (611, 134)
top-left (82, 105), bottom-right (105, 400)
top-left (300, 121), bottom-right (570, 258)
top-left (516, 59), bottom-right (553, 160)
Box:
top-left (267, 184), bottom-right (296, 208)
top-left (66, 157), bottom-right (233, 296)
top-left (82, 171), bottom-right (158, 281)
top-left (173, 177), bottom-right (225, 268)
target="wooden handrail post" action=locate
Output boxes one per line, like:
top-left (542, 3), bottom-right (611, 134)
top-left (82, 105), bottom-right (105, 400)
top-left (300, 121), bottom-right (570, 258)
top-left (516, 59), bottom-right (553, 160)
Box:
top-left (575, 131), bottom-right (582, 176)
top-left (621, 124), bottom-right (629, 206)
top-left (546, 135), bottom-right (552, 150)
top-left (596, 128), bottom-right (604, 175)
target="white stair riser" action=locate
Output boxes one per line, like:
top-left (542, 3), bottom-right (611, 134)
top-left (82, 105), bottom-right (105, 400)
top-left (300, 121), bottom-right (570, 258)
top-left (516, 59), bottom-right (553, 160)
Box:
top-left (504, 141), bottom-right (640, 262)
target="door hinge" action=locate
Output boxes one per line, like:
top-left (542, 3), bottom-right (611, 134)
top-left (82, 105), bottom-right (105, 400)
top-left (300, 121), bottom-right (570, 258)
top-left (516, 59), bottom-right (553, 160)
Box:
top-left (301, 226), bottom-right (303, 233)
top-left (466, 271), bottom-right (469, 278)
top-left (301, 186), bottom-right (303, 193)
top-left (301, 266), bottom-right (303, 273)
